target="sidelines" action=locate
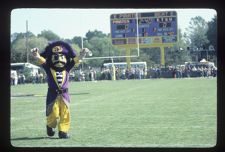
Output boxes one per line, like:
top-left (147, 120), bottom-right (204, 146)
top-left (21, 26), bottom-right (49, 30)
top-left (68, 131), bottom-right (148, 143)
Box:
top-left (11, 92), bottom-right (90, 98)
top-left (76, 114), bottom-right (215, 118)
top-left (73, 126), bottom-right (215, 129)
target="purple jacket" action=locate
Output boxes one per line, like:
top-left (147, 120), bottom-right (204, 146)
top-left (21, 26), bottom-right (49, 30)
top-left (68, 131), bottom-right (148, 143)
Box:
top-left (41, 57), bottom-right (76, 116)
top-left (39, 41), bottom-right (77, 116)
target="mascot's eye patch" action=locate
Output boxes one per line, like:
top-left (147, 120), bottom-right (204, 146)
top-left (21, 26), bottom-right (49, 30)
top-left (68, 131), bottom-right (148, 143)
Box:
top-left (54, 54), bottom-right (59, 61)
top-left (52, 53), bottom-right (67, 65)
top-left (52, 54), bottom-right (65, 61)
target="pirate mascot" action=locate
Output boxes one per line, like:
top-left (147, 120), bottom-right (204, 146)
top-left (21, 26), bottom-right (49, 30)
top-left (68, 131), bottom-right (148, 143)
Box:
top-left (31, 41), bottom-right (91, 139)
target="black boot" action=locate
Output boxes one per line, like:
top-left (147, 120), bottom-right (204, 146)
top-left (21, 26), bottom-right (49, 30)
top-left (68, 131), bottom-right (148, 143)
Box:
top-left (47, 126), bottom-right (55, 137)
top-left (58, 131), bottom-right (70, 139)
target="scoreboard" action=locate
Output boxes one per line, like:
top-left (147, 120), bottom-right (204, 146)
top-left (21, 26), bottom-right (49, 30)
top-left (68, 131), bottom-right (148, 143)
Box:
top-left (110, 11), bottom-right (177, 46)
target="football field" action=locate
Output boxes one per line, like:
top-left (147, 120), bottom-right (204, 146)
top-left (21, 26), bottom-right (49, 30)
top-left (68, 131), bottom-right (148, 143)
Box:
top-left (10, 78), bottom-right (217, 147)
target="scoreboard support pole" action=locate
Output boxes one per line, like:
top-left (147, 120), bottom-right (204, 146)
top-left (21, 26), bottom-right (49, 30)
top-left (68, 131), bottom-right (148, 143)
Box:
top-left (111, 58), bottom-right (116, 81)
top-left (126, 48), bottom-right (131, 69)
top-left (160, 45), bottom-right (165, 66)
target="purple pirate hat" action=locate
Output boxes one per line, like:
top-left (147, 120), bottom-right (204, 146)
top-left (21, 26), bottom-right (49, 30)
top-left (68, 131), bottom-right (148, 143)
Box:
top-left (40, 40), bottom-right (76, 58)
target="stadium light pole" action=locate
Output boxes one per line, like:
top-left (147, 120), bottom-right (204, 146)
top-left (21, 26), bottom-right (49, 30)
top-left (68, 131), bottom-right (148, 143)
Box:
top-left (26, 20), bottom-right (29, 63)
top-left (81, 36), bottom-right (83, 50)
top-left (81, 36), bottom-right (84, 70)
top-left (136, 12), bottom-right (140, 57)
top-left (80, 12), bottom-right (84, 70)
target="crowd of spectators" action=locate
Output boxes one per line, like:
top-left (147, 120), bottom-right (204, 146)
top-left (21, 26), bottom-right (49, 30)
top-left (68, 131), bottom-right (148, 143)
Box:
top-left (73, 63), bottom-right (217, 82)
top-left (32, 72), bottom-right (45, 84)
top-left (11, 72), bottom-right (26, 85)
top-left (11, 62), bottom-right (217, 85)
top-left (11, 71), bottom-right (45, 85)
top-left (148, 64), bottom-right (217, 79)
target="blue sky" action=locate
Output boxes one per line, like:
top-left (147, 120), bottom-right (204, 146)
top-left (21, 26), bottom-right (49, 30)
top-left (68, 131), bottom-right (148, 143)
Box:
top-left (11, 8), bottom-right (216, 39)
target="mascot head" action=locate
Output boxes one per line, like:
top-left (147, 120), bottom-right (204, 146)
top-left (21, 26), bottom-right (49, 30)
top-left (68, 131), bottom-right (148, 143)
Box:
top-left (51, 46), bottom-right (67, 68)
top-left (41, 41), bottom-right (74, 71)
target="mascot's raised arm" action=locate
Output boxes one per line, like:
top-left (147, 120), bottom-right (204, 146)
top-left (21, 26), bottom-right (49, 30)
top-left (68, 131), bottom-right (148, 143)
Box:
top-left (31, 40), bottom-right (92, 139)
top-left (31, 42), bottom-right (91, 68)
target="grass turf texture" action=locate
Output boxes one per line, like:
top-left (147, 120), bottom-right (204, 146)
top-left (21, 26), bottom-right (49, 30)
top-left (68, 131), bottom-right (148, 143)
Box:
top-left (10, 78), bottom-right (217, 147)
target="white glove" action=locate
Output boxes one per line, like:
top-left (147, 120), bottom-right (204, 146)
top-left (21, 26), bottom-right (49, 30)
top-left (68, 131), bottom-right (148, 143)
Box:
top-left (80, 48), bottom-right (92, 59)
top-left (31, 48), bottom-right (40, 59)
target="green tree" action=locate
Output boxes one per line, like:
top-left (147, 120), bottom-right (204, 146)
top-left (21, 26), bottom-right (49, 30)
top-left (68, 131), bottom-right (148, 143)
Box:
top-left (11, 38), bottom-right (27, 63)
top-left (186, 16), bottom-right (209, 48)
top-left (185, 16), bottom-right (209, 61)
top-left (63, 39), bottom-right (72, 44)
top-left (11, 32), bottom-right (35, 45)
top-left (11, 36), bottom-right (48, 64)
top-left (37, 30), bottom-right (60, 41)
top-left (85, 30), bottom-right (107, 41)
top-left (206, 15), bottom-right (217, 61)
top-left (71, 36), bottom-right (82, 48)
top-left (28, 37), bottom-right (48, 64)
top-left (70, 43), bottom-right (81, 54)
top-left (83, 36), bottom-right (111, 67)
top-left (175, 28), bottom-right (191, 64)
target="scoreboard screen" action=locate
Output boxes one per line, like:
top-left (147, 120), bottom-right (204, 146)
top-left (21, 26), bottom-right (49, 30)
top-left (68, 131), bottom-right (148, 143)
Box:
top-left (110, 11), bottom-right (177, 46)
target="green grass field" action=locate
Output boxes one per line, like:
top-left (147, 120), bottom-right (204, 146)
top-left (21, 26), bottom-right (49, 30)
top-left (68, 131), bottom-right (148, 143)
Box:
top-left (10, 78), bottom-right (217, 147)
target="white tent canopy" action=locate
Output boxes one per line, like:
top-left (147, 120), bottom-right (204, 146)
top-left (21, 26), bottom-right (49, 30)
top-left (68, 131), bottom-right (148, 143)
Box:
top-left (200, 58), bottom-right (208, 63)
top-left (11, 62), bottom-right (40, 76)
top-left (11, 62), bottom-right (40, 69)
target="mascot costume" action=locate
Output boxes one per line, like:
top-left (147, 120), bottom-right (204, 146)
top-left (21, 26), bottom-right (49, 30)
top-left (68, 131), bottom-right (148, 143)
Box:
top-left (31, 41), bottom-right (91, 139)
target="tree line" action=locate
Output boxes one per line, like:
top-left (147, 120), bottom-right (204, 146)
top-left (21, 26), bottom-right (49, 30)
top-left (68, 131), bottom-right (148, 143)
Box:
top-left (11, 15), bottom-right (217, 69)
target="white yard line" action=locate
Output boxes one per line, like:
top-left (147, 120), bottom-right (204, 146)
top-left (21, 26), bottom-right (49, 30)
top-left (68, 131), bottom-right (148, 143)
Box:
top-left (76, 114), bottom-right (216, 118)
top-left (73, 126), bottom-right (216, 129)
